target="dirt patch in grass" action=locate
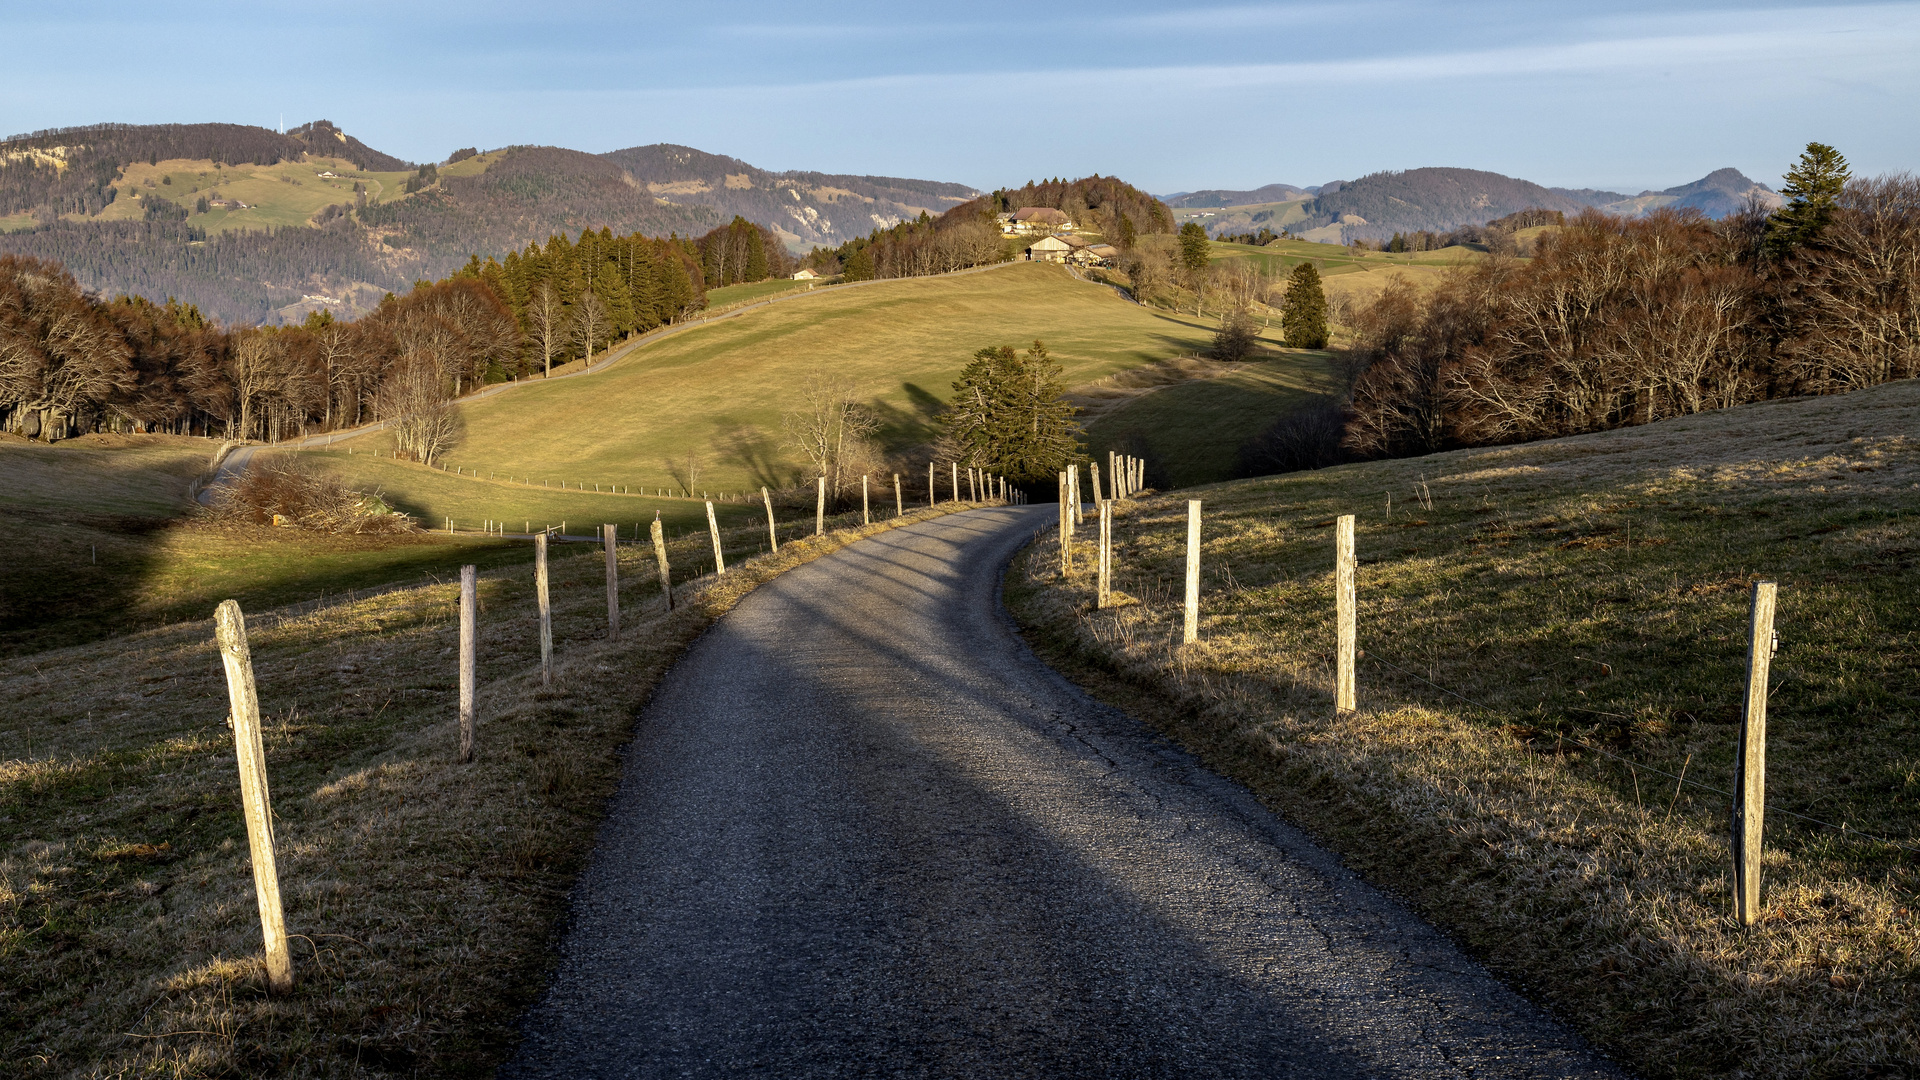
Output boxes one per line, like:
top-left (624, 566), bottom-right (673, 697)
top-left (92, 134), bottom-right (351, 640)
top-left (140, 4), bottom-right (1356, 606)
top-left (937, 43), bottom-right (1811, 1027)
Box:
top-left (1006, 379), bottom-right (1920, 1079)
top-left (1, 500), bottom-right (976, 1077)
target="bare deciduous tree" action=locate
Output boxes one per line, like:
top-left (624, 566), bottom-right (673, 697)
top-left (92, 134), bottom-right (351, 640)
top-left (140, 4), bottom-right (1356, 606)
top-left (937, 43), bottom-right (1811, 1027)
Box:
top-left (783, 371), bottom-right (880, 500)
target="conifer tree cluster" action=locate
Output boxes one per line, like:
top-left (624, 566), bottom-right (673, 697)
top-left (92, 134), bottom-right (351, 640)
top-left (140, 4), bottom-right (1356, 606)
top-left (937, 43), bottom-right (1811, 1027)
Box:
top-left (941, 340), bottom-right (1083, 485)
top-left (456, 227), bottom-right (707, 375)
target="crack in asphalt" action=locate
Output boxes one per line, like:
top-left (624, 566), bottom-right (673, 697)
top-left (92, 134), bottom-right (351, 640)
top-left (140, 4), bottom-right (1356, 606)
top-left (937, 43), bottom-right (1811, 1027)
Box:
top-left (502, 506), bottom-right (1628, 1078)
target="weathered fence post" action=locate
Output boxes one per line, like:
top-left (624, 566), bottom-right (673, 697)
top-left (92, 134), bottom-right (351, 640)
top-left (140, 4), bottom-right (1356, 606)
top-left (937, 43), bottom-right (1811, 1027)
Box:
top-left (762, 486), bottom-right (779, 553)
top-left (601, 526), bottom-right (620, 640)
top-left (1058, 470), bottom-right (1072, 575)
top-left (894, 473), bottom-right (903, 517)
top-left (815, 476), bottom-right (826, 535)
top-left (1098, 499), bottom-right (1112, 609)
top-left (1184, 500), bottom-right (1201, 644)
top-left (650, 515), bottom-right (673, 610)
top-left (535, 533), bottom-right (551, 685)
top-left (1734, 581), bottom-right (1778, 927)
top-left (928, 461), bottom-right (935, 507)
top-left (862, 474), bottom-right (870, 525)
top-left (1090, 462), bottom-right (1103, 509)
top-left (706, 501), bottom-right (726, 575)
top-left (1108, 450), bottom-right (1118, 500)
top-left (951, 461), bottom-right (960, 503)
top-left (459, 564), bottom-right (477, 756)
top-left (1335, 514), bottom-right (1356, 714)
top-left (212, 600), bottom-right (293, 994)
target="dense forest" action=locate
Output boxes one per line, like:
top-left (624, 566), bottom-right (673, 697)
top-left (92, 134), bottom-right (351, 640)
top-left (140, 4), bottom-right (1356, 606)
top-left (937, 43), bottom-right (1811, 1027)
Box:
top-left (0, 221), bottom-right (712, 450)
top-left (1339, 148), bottom-right (1920, 460)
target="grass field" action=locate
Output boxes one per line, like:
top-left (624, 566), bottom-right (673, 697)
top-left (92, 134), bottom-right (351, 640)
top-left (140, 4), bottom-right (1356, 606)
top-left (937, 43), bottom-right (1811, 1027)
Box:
top-left (293, 451), bottom-right (767, 539)
top-left (1080, 352), bottom-right (1341, 487)
top-left (704, 277), bottom-right (829, 309)
top-left (344, 262), bottom-right (1235, 494)
top-left (89, 156), bottom-right (419, 235)
top-left (0, 494), bottom-right (975, 1077)
top-left (1011, 378), bottom-right (1920, 1077)
top-left (0, 436), bottom-right (533, 657)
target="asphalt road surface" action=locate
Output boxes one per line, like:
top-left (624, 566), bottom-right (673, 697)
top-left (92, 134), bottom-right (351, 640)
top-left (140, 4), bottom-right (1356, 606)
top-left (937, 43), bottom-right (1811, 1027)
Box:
top-left (503, 506), bottom-right (1625, 1079)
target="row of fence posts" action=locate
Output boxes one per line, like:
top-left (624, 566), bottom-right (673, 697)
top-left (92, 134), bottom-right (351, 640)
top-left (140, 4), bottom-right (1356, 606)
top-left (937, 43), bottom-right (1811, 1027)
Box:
top-left (1068, 492), bottom-right (1783, 929)
top-left (208, 457), bottom-right (1039, 991)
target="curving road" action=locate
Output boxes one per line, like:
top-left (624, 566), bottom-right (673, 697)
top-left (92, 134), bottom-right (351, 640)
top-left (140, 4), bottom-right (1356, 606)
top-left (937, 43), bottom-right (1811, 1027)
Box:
top-left (502, 507), bottom-right (1625, 1079)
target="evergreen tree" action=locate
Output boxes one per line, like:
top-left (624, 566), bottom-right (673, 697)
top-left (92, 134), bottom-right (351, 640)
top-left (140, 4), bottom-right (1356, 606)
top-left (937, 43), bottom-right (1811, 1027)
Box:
top-left (1178, 222), bottom-right (1211, 279)
top-left (1281, 263), bottom-right (1329, 349)
top-left (1766, 142), bottom-right (1851, 257)
top-left (843, 245), bottom-right (875, 281)
top-left (943, 340), bottom-right (1082, 485)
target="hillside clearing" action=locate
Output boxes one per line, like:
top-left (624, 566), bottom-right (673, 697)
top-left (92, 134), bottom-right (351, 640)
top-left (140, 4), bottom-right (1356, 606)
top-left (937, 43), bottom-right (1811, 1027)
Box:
top-left (350, 263), bottom-right (1232, 493)
top-left (1011, 378), bottom-right (1920, 1078)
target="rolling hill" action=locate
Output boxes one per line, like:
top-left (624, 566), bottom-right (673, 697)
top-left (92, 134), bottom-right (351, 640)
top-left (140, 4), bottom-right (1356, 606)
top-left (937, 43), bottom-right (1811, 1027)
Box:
top-left (0, 121), bottom-right (977, 324)
top-left (1174, 167), bottom-right (1779, 242)
top-left (600, 143), bottom-right (977, 250)
top-left (316, 262), bottom-right (1332, 498)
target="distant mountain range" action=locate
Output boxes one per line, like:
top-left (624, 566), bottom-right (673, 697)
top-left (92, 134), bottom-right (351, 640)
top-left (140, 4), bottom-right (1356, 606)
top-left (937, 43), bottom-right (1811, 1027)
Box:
top-left (1165, 166), bottom-right (1781, 242)
top-left (0, 120), bottom-right (977, 323)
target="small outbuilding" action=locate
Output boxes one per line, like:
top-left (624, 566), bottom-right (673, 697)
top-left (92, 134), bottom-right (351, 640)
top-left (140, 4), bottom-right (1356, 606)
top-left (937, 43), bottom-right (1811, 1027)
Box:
top-left (792, 268), bottom-right (819, 280)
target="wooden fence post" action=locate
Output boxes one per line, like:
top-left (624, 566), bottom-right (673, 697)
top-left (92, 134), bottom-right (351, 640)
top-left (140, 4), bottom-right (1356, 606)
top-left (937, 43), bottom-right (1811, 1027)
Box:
top-left (762, 486), bottom-right (778, 553)
top-left (862, 475), bottom-right (870, 525)
top-left (212, 600), bottom-right (293, 995)
top-left (1098, 499), bottom-right (1112, 609)
top-left (535, 533), bottom-right (551, 685)
top-left (459, 564), bottom-right (477, 755)
top-left (1108, 450), bottom-right (1118, 500)
top-left (650, 515), bottom-right (673, 611)
top-left (1090, 462), bottom-right (1103, 509)
top-left (706, 501), bottom-right (726, 574)
top-left (601, 526), bottom-right (619, 640)
top-left (1058, 470), bottom-right (1072, 575)
top-left (951, 461), bottom-right (959, 503)
top-left (1734, 581), bottom-right (1778, 927)
top-left (815, 476), bottom-right (826, 535)
top-left (894, 473), bottom-right (903, 517)
top-left (1184, 500), bottom-right (1201, 645)
top-left (928, 461), bottom-right (935, 508)
top-left (1335, 514), bottom-right (1356, 714)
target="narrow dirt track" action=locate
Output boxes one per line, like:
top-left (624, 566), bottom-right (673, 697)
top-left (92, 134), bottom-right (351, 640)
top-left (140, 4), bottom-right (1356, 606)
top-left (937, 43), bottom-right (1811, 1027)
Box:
top-left (503, 507), bottom-right (1626, 1079)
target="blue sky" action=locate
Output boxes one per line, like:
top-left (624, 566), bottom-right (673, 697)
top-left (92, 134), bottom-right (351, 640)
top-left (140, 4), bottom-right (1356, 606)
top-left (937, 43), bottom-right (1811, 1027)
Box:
top-left (4, 1), bottom-right (1915, 194)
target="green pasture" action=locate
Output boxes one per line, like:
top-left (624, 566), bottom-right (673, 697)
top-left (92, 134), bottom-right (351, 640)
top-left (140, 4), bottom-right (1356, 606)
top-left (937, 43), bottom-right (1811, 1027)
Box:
top-left (1082, 352), bottom-right (1341, 487)
top-left (94, 156), bottom-right (415, 233)
top-left (294, 451), bottom-right (766, 539)
top-left (354, 262), bottom-right (1226, 492)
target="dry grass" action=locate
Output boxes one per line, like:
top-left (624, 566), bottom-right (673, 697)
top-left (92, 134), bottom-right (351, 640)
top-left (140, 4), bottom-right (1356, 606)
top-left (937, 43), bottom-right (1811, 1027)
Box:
top-left (1007, 379), bottom-right (1920, 1079)
top-left (205, 456), bottom-right (415, 534)
top-left (0, 499), bottom-right (976, 1078)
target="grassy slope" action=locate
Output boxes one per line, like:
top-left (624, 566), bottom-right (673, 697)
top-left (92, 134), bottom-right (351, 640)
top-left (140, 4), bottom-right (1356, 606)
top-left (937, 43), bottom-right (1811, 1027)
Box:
top-left (1081, 352), bottom-right (1341, 487)
top-left (0, 499), bottom-right (975, 1078)
top-left (1010, 379), bottom-right (1920, 1078)
top-left (294, 451), bottom-right (765, 540)
top-left (0, 436), bottom-right (528, 657)
top-left (367, 263), bottom-right (1230, 493)
top-left (92, 157), bottom-right (418, 234)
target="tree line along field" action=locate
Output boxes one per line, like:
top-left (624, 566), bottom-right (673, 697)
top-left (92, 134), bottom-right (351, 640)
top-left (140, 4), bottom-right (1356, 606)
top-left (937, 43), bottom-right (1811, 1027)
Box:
top-left (348, 262), bottom-right (1310, 495)
top-left (1012, 376), bottom-right (1920, 1077)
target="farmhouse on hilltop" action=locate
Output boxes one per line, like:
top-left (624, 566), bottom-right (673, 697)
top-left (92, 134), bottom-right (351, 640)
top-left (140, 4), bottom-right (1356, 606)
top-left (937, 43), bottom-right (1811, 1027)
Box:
top-left (1006, 206), bottom-right (1073, 235)
top-left (791, 268), bottom-right (819, 280)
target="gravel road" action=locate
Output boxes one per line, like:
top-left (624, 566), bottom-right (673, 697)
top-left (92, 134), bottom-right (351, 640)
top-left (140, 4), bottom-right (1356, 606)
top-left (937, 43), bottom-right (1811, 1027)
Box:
top-left (502, 506), bottom-right (1625, 1078)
